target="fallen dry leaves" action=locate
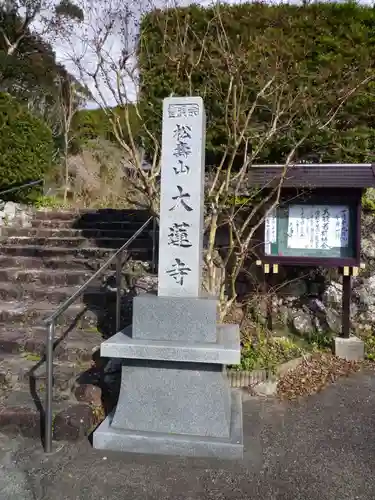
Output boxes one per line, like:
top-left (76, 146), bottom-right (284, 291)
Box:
top-left (277, 353), bottom-right (365, 400)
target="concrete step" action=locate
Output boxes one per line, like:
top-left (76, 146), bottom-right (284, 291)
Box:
top-left (0, 353), bottom-right (86, 394)
top-left (0, 255), bottom-right (153, 274)
top-left (1, 227), bottom-right (156, 239)
top-left (0, 357), bottom-right (102, 440)
top-left (0, 244), bottom-right (152, 261)
top-left (33, 209), bottom-right (153, 223)
top-left (0, 389), bottom-right (76, 438)
top-left (0, 267), bottom-right (103, 287)
top-left (0, 255), bottom-right (119, 271)
top-left (0, 298), bottom-right (132, 334)
top-left (0, 236), bottom-right (155, 249)
top-left (0, 266), bottom-right (137, 287)
top-left (0, 282), bottom-right (74, 302)
top-left (33, 209), bottom-right (91, 220)
top-left (0, 301), bottom-right (100, 329)
top-left (31, 219), bottom-right (157, 231)
top-left (0, 281), bottom-right (139, 304)
top-left (0, 325), bottom-right (103, 362)
top-left (0, 392), bottom-right (101, 441)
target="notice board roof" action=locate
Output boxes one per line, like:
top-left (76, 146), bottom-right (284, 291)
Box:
top-left (248, 163), bottom-right (375, 189)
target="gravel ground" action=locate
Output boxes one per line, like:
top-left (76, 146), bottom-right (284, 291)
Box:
top-left (1, 370), bottom-right (375, 499)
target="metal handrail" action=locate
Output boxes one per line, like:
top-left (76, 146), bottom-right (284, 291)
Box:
top-left (0, 179), bottom-right (44, 197)
top-left (44, 216), bottom-right (156, 453)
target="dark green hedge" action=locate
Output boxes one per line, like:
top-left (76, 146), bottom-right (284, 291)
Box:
top-left (139, 2), bottom-right (375, 164)
top-left (72, 105), bottom-right (141, 150)
top-left (0, 93), bottom-right (54, 201)
top-left (72, 108), bottom-right (113, 144)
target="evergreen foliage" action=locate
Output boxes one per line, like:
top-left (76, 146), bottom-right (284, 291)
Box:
top-left (139, 2), bottom-right (375, 164)
top-left (72, 106), bottom-right (141, 150)
top-left (0, 92), bottom-right (54, 200)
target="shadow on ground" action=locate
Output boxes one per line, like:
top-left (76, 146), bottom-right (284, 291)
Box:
top-left (8, 370), bottom-right (375, 500)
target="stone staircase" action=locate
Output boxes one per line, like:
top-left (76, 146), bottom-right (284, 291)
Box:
top-left (0, 208), bottom-right (157, 441)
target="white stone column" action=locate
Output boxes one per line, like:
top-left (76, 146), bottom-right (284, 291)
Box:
top-left (157, 97), bottom-right (206, 298)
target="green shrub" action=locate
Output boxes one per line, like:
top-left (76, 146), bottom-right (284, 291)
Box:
top-left (362, 188), bottom-right (375, 212)
top-left (303, 331), bottom-right (333, 351)
top-left (72, 108), bottom-right (112, 143)
top-left (0, 92), bottom-right (54, 202)
top-left (72, 105), bottom-right (141, 150)
top-left (139, 2), bottom-right (375, 163)
top-left (33, 195), bottom-right (64, 209)
top-left (364, 336), bottom-right (375, 361)
top-left (230, 335), bottom-right (304, 372)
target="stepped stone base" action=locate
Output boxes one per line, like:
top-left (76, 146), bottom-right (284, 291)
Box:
top-left (94, 390), bottom-right (243, 459)
top-left (111, 361), bottom-right (231, 438)
top-left (94, 291), bottom-right (243, 460)
top-left (100, 324), bottom-right (240, 365)
top-left (132, 294), bottom-right (219, 343)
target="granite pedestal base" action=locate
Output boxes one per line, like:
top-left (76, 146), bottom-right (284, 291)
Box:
top-left (93, 390), bottom-right (243, 459)
top-left (132, 295), bottom-right (219, 343)
top-left (100, 324), bottom-right (240, 365)
top-left (93, 293), bottom-right (243, 459)
top-left (111, 361), bottom-right (231, 437)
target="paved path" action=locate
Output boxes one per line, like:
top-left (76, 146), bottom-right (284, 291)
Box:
top-left (2, 370), bottom-right (375, 499)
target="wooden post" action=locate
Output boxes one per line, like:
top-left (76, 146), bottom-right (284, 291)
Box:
top-left (257, 260), bottom-right (277, 332)
top-left (341, 272), bottom-right (351, 338)
top-left (262, 266), bottom-right (273, 332)
top-left (266, 281), bottom-right (273, 332)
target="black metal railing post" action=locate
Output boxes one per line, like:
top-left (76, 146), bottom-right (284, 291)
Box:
top-left (45, 321), bottom-right (55, 453)
top-left (151, 216), bottom-right (157, 274)
top-left (115, 252), bottom-right (122, 333)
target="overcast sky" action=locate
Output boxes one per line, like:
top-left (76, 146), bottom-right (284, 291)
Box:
top-left (35, 0), bottom-right (374, 108)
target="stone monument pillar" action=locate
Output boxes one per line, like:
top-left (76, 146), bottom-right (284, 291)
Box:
top-left (93, 97), bottom-right (243, 459)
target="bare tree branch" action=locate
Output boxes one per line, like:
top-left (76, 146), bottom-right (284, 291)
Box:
top-left (64, 0), bottom-right (373, 318)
